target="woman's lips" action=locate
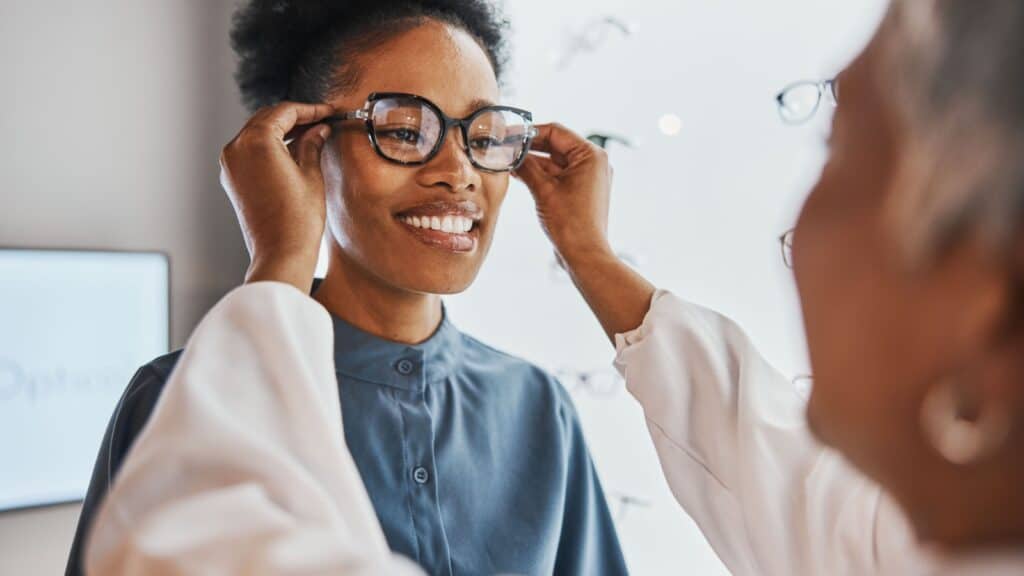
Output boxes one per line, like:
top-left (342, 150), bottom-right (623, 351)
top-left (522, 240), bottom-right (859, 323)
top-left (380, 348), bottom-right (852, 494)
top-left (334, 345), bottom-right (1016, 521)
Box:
top-left (395, 201), bottom-right (483, 254)
top-left (399, 213), bottom-right (479, 251)
top-left (397, 200), bottom-right (483, 220)
top-left (399, 221), bottom-right (478, 253)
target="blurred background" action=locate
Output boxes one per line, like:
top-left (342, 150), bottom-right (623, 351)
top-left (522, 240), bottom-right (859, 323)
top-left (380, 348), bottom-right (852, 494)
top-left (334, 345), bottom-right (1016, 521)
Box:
top-left (0, 0), bottom-right (885, 573)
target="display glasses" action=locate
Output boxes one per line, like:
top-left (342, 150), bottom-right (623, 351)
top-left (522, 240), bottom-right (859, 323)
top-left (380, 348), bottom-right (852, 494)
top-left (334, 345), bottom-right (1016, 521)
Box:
top-left (775, 79), bottom-right (839, 125)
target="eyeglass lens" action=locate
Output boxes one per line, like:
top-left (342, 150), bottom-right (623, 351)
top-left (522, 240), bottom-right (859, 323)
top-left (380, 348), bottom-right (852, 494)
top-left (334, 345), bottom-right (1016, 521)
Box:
top-left (777, 82), bottom-right (824, 124)
top-left (371, 97), bottom-right (442, 164)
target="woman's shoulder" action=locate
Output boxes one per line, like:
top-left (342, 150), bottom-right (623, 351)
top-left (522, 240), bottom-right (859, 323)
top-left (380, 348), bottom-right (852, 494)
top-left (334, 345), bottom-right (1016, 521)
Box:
top-left (459, 333), bottom-right (551, 374)
top-left (456, 333), bottom-right (571, 405)
top-left (109, 350), bottom-right (185, 449)
top-left (121, 350), bottom-right (184, 407)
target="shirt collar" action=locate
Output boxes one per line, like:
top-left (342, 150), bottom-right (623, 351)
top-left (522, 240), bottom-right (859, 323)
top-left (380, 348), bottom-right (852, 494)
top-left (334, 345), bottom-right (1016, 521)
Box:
top-left (313, 280), bottom-right (462, 391)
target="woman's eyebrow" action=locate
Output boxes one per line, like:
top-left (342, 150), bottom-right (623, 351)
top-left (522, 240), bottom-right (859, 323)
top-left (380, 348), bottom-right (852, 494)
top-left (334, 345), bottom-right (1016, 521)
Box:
top-left (467, 98), bottom-right (498, 113)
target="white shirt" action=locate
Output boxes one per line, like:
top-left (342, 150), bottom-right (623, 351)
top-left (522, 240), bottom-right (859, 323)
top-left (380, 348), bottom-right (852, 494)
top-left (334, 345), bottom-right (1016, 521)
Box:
top-left (84, 283), bottom-right (1024, 575)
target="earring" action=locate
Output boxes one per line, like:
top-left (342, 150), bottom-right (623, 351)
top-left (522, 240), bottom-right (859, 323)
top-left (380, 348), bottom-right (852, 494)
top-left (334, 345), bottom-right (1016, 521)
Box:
top-left (919, 377), bottom-right (1010, 465)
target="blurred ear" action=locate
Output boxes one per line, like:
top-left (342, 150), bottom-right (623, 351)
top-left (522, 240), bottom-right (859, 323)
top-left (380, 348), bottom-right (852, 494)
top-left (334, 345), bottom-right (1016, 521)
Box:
top-left (981, 231), bottom-right (1024, 412)
top-left (952, 230), bottom-right (1024, 428)
top-left (929, 234), bottom-right (1010, 362)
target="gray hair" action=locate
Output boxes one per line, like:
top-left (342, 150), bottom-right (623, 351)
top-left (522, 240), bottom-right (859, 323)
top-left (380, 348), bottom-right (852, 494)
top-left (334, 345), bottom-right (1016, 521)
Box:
top-left (879, 0), bottom-right (1024, 263)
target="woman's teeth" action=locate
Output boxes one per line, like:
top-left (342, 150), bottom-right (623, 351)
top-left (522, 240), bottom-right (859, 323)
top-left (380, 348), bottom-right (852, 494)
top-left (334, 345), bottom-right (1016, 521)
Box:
top-left (401, 215), bottom-right (475, 234)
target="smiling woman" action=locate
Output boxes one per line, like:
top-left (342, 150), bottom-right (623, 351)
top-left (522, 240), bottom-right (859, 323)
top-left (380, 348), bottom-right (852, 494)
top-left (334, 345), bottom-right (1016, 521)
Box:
top-left (64, 1), bottom-right (628, 576)
top-left (314, 19), bottom-right (518, 299)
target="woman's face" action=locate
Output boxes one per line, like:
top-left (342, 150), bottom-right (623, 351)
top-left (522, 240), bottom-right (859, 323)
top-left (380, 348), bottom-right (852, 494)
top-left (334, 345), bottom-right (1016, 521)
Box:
top-left (794, 21), bottom-right (1018, 538)
top-left (322, 21), bottom-right (509, 295)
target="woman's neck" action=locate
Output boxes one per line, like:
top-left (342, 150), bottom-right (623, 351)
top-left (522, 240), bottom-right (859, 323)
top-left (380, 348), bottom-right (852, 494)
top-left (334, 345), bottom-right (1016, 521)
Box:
top-left (312, 250), bottom-right (443, 345)
top-left (906, 450), bottom-right (1024, 552)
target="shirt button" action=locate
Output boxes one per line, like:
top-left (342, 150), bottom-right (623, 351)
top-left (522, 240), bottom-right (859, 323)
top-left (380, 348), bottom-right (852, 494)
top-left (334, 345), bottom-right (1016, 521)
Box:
top-left (395, 359), bottom-right (415, 375)
top-left (412, 466), bottom-right (430, 485)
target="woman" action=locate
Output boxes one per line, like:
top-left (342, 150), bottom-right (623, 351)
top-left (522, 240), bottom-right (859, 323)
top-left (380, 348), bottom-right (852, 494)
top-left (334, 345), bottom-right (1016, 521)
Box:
top-left (67, 1), bottom-right (626, 575)
top-left (86, 0), bottom-right (1024, 574)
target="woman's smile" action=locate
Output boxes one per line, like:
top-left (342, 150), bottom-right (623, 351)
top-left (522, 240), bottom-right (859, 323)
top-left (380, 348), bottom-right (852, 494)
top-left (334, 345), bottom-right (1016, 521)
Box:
top-left (395, 199), bottom-right (484, 253)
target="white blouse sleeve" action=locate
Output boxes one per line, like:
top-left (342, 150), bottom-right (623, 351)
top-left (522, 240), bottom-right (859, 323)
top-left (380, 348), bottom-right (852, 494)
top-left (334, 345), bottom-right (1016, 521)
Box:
top-left (84, 282), bottom-right (423, 576)
top-left (614, 290), bottom-right (933, 576)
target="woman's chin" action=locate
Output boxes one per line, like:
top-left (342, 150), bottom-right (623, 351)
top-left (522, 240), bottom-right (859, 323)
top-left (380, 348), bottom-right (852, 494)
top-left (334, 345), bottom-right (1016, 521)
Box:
top-left (393, 269), bottom-right (481, 296)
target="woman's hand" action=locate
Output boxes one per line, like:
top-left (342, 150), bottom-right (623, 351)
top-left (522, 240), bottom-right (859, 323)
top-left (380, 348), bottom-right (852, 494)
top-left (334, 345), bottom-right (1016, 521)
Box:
top-left (219, 102), bottom-right (335, 292)
top-left (514, 122), bottom-right (656, 342)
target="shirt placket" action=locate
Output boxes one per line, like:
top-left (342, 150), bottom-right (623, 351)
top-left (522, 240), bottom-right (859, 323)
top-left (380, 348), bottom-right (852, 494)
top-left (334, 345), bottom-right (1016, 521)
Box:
top-left (392, 349), bottom-right (453, 576)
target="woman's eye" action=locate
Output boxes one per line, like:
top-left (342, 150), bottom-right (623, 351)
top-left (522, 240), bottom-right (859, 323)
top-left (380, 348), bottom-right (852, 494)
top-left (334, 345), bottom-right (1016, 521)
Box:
top-left (379, 128), bottom-right (422, 144)
top-left (470, 136), bottom-right (501, 150)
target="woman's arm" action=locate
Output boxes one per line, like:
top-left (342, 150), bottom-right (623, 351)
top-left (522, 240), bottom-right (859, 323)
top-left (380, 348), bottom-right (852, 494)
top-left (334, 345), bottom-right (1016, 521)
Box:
top-left (84, 282), bottom-right (422, 575)
top-left (516, 123), bottom-right (933, 575)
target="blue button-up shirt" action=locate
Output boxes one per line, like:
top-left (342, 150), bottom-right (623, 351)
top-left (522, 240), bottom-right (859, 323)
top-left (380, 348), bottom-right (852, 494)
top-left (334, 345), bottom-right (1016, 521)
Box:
top-left (67, 305), bottom-right (628, 576)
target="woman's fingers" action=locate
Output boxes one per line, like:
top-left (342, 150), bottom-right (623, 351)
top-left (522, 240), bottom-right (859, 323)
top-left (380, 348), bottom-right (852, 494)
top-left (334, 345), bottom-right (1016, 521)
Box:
top-left (513, 154), bottom-right (549, 191)
top-left (517, 152), bottom-right (560, 178)
top-left (531, 153), bottom-right (562, 177)
top-left (286, 123), bottom-right (318, 160)
top-left (250, 102), bottom-right (336, 141)
top-left (529, 123), bottom-right (592, 167)
top-left (297, 124), bottom-right (332, 175)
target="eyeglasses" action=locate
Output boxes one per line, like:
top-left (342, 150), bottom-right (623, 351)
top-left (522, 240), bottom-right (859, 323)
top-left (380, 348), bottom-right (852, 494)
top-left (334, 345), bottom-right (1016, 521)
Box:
top-left (328, 92), bottom-right (538, 173)
top-left (779, 228), bottom-right (795, 269)
top-left (607, 491), bottom-right (651, 524)
top-left (555, 368), bottom-right (624, 397)
top-left (792, 375), bottom-right (813, 400)
top-left (556, 16), bottom-right (631, 70)
top-left (585, 132), bottom-right (634, 150)
top-left (775, 79), bottom-right (839, 125)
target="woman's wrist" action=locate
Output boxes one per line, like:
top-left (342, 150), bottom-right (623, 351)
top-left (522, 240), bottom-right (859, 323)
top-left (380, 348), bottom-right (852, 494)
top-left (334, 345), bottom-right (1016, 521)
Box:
top-left (245, 249), bottom-right (319, 294)
top-left (558, 242), bottom-right (656, 342)
top-left (558, 239), bottom-right (615, 272)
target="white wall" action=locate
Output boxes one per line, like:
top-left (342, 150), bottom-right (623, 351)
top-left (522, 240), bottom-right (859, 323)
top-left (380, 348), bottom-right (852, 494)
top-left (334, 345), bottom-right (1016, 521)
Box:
top-left (0, 1), bottom-right (248, 573)
top-left (445, 0), bottom-right (888, 573)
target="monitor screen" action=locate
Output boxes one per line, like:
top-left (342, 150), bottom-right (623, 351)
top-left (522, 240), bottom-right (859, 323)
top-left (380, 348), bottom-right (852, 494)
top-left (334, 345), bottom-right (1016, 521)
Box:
top-left (0, 249), bottom-right (169, 512)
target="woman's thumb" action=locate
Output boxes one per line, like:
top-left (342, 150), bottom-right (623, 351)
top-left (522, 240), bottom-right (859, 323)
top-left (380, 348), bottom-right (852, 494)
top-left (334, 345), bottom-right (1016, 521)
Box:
top-left (513, 155), bottom-right (553, 199)
top-left (298, 124), bottom-right (331, 173)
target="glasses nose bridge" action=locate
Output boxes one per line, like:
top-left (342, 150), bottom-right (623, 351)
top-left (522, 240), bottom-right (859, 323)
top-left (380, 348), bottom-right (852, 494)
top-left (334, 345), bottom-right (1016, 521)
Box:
top-left (435, 115), bottom-right (472, 157)
top-left (444, 115), bottom-right (470, 141)
top-left (425, 116), bottom-right (480, 181)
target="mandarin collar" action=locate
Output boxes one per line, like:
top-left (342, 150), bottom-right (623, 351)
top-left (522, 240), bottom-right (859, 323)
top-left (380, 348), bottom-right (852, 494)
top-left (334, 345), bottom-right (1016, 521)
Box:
top-left (311, 278), bottom-right (461, 390)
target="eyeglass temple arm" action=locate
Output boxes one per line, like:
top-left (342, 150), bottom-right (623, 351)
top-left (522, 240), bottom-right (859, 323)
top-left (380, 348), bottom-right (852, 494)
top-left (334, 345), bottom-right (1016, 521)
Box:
top-left (325, 109), bottom-right (370, 124)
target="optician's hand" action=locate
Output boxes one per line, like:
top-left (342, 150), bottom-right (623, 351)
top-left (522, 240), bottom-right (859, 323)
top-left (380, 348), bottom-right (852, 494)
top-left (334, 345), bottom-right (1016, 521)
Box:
top-left (514, 123), bottom-right (614, 263)
top-left (219, 102), bottom-right (335, 293)
top-left (514, 123), bottom-right (656, 342)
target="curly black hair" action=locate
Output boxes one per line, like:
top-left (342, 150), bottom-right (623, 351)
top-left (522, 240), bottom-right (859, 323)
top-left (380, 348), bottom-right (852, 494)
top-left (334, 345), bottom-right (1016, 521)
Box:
top-left (230, 0), bottom-right (510, 112)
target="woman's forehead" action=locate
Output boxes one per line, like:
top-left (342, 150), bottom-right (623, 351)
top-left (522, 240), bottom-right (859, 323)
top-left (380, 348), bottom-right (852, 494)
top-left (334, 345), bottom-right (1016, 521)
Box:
top-left (342, 22), bottom-right (500, 117)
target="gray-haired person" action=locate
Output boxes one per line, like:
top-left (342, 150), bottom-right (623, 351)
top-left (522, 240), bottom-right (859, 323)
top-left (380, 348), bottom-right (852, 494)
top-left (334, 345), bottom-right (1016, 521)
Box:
top-left (85, 1), bottom-right (1024, 574)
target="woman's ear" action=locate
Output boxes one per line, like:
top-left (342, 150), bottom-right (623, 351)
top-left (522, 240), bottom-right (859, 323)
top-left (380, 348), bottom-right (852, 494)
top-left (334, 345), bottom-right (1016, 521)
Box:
top-left (930, 234), bottom-right (1011, 362)
top-left (954, 230), bottom-right (1024, 448)
top-left (958, 320), bottom-right (1024, 468)
top-left (915, 238), bottom-right (1020, 466)
top-left (981, 231), bottom-right (1024, 429)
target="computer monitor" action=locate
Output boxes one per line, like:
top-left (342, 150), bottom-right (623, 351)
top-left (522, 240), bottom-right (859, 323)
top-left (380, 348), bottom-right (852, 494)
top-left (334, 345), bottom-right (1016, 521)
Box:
top-left (0, 249), bottom-right (170, 512)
